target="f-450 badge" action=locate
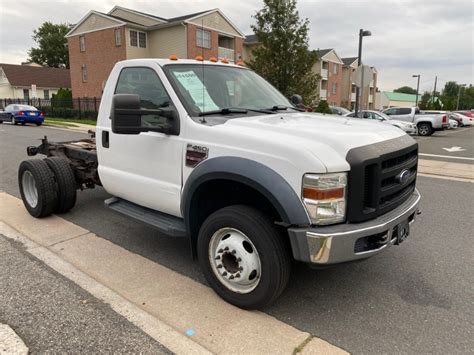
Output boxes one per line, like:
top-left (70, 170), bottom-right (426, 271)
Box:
top-left (186, 144), bottom-right (209, 167)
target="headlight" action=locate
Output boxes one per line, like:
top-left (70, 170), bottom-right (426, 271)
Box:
top-left (302, 173), bottom-right (347, 225)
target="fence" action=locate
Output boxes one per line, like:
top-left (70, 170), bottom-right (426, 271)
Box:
top-left (0, 97), bottom-right (101, 120)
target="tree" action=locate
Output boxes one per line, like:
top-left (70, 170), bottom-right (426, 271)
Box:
top-left (418, 91), bottom-right (431, 110)
top-left (314, 100), bottom-right (331, 114)
top-left (247, 0), bottom-right (319, 105)
top-left (394, 86), bottom-right (417, 95)
top-left (28, 22), bottom-right (70, 68)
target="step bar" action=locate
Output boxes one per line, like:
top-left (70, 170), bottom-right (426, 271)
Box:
top-left (104, 197), bottom-right (187, 237)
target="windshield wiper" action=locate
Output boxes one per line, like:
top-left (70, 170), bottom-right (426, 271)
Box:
top-left (264, 105), bottom-right (305, 112)
top-left (198, 107), bottom-right (274, 116)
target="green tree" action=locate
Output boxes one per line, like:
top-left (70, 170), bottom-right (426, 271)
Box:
top-left (247, 0), bottom-right (319, 105)
top-left (314, 100), bottom-right (331, 114)
top-left (394, 86), bottom-right (417, 95)
top-left (442, 81), bottom-right (459, 98)
top-left (418, 91), bottom-right (431, 110)
top-left (28, 22), bottom-right (70, 68)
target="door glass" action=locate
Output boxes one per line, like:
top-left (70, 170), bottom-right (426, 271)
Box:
top-left (115, 67), bottom-right (172, 128)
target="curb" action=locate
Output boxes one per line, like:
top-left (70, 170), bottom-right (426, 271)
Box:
top-left (0, 324), bottom-right (28, 354)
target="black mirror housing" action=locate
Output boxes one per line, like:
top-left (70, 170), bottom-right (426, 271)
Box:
top-left (111, 94), bottom-right (180, 135)
top-left (291, 94), bottom-right (303, 106)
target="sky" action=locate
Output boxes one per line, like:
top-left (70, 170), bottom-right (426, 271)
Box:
top-left (0, 0), bottom-right (472, 92)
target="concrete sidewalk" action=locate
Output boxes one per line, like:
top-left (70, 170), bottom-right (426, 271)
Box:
top-left (418, 159), bottom-right (474, 181)
top-left (0, 192), bottom-right (347, 354)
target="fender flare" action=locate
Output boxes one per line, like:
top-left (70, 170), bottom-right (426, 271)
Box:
top-left (181, 157), bottom-right (311, 233)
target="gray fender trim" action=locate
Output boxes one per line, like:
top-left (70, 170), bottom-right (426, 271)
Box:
top-left (181, 157), bottom-right (311, 230)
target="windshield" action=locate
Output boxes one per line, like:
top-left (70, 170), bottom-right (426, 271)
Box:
top-left (164, 64), bottom-right (293, 117)
top-left (376, 111), bottom-right (392, 120)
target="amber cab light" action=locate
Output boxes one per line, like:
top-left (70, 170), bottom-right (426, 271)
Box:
top-left (195, 55), bottom-right (204, 61)
top-left (303, 187), bottom-right (344, 200)
top-left (169, 54), bottom-right (178, 60)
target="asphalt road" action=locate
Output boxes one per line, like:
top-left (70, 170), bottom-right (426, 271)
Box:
top-left (414, 126), bottom-right (474, 164)
top-left (1, 123), bottom-right (473, 353)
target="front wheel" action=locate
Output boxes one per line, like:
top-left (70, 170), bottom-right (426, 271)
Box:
top-left (197, 205), bottom-right (291, 309)
top-left (417, 122), bottom-right (433, 136)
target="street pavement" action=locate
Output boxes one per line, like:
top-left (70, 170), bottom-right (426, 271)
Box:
top-left (0, 123), bottom-right (473, 353)
top-left (0, 234), bottom-right (170, 353)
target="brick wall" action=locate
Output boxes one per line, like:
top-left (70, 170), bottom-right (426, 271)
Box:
top-left (187, 24), bottom-right (218, 60)
top-left (68, 27), bottom-right (126, 98)
top-left (327, 62), bottom-right (343, 106)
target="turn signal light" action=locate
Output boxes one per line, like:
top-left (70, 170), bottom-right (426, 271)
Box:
top-left (303, 187), bottom-right (344, 200)
top-left (169, 54), bottom-right (178, 60)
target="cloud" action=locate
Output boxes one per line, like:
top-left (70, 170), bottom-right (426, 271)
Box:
top-left (0, 0), bottom-right (472, 91)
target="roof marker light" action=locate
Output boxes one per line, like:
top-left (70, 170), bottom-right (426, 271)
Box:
top-left (209, 56), bottom-right (218, 62)
top-left (169, 54), bottom-right (178, 60)
top-left (195, 55), bottom-right (204, 61)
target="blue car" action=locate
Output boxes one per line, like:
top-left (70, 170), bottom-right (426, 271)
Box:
top-left (0, 104), bottom-right (45, 126)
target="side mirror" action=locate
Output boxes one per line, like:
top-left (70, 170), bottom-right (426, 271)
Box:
top-left (291, 94), bottom-right (303, 106)
top-left (111, 94), bottom-right (179, 135)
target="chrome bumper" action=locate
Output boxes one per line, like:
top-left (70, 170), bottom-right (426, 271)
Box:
top-left (288, 189), bottom-right (421, 265)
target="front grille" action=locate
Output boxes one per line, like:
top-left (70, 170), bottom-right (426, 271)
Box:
top-left (346, 135), bottom-right (418, 223)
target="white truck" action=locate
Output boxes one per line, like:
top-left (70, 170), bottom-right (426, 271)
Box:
top-left (382, 107), bottom-right (448, 136)
top-left (19, 58), bottom-right (421, 309)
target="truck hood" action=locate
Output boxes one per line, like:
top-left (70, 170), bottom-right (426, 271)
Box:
top-left (220, 112), bottom-right (408, 172)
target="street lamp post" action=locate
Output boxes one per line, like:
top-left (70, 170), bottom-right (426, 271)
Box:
top-left (456, 84), bottom-right (466, 110)
top-left (412, 74), bottom-right (420, 108)
top-left (354, 29), bottom-right (371, 116)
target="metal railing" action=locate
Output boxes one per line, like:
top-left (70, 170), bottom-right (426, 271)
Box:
top-left (0, 97), bottom-right (100, 119)
top-left (218, 47), bottom-right (235, 61)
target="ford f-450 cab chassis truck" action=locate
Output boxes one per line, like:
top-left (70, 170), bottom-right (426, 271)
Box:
top-left (19, 58), bottom-right (421, 309)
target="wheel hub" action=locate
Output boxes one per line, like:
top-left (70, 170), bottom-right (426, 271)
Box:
top-left (209, 228), bottom-right (261, 293)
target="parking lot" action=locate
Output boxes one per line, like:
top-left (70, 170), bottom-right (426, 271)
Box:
top-left (0, 123), bottom-right (473, 353)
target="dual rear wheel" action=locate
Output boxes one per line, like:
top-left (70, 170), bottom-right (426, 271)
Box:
top-left (19, 157), bottom-right (77, 218)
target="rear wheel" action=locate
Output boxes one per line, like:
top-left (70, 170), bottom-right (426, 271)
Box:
top-left (44, 157), bottom-right (77, 213)
top-left (417, 122), bottom-right (433, 136)
top-left (11, 116), bottom-right (17, 125)
top-left (197, 205), bottom-right (291, 309)
top-left (18, 159), bottom-right (58, 218)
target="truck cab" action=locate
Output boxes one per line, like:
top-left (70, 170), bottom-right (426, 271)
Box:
top-left (20, 58), bottom-right (421, 309)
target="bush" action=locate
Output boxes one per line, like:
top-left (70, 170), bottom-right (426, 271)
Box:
top-left (314, 100), bottom-right (332, 114)
top-left (43, 106), bottom-right (97, 120)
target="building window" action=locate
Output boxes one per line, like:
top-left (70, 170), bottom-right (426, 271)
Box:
top-left (44, 90), bottom-right (50, 99)
top-left (79, 35), bottom-right (85, 52)
top-left (129, 30), bottom-right (146, 48)
top-left (196, 29), bottom-right (211, 49)
top-left (23, 89), bottom-right (29, 100)
top-left (82, 64), bottom-right (88, 82)
top-left (333, 63), bottom-right (338, 74)
top-left (332, 83), bottom-right (337, 94)
top-left (115, 28), bottom-right (122, 46)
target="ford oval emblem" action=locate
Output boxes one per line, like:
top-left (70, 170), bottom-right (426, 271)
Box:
top-left (396, 169), bottom-right (411, 185)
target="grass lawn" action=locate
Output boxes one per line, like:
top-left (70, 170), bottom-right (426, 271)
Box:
top-left (45, 118), bottom-right (97, 126)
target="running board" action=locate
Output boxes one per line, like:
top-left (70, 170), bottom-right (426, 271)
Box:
top-left (104, 197), bottom-right (187, 237)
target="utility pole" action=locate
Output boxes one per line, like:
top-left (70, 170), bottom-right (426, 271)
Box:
top-left (412, 74), bottom-right (420, 107)
top-left (456, 84), bottom-right (466, 110)
top-left (354, 29), bottom-right (371, 115)
top-left (431, 75), bottom-right (437, 107)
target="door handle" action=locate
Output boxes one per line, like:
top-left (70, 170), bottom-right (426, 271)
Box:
top-left (102, 130), bottom-right (109, 148)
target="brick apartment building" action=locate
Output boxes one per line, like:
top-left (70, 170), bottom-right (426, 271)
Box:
top-left (66, 6), bottom-right (245, 98)
top-left (242, 37), bottom-right (379, 109)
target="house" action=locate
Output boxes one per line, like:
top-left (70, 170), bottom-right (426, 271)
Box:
top-left (376, 91), bottom-right (417, 110)
top-left (312, 49), bottom-right (344, 106)
top-left (66, 6), bottom-right (245, 98)
top-left (341, 58), bottom-right (378, 110)
top-left (0, 63), bottom-right (70, 99)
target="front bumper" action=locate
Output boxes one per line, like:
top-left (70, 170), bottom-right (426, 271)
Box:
top-left (288, 189), bottom-right (421, 265)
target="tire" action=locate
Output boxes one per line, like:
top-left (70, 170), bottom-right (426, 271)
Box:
top-left (0, 120), bottom-right (3, 124)
top-left (44, 157), bottom-right (77, 213)
top-left (36, 122), bottom-right (42, 126)
top-left (417, 122), bottom-right (433, 136)
top-left (12, 116), bottom-right (17, 125)
top-left (197, 205), bottom-right (291, 309)
top-left (21, 122), bottom-right (26, 126)
top-left (18, 159), bottom-right (58, 218)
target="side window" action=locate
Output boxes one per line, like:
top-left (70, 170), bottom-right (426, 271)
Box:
top-left (115, 67), bottom-right (172, 128)
top-left (385, 108), bottom-right (395, 115)
top-left (396, 108), bottom-right (411, 115)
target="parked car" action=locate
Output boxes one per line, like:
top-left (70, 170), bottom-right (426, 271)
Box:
top-left (449, 112), bottom-right (473, 126)
top-left (454, 110), bottom-right (473, 118)
top-left (449, 118), bottom-right (458, 129)
top-left (19, 58), bottom-right (421, 309)
top-left (344, 110), bottom-right (417, 135)
top-left (0, 104), bottom-right (45, 126)
top-left (382, 107), bottom-right (448, 136)
top-left (329, 105), bottom-right (351, 116)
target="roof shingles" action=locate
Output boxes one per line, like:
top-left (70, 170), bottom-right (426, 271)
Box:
top-left (0, 64), bottom-right (70, 88)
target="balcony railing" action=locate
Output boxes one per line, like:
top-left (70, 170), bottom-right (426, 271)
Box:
top-left (218, 47), bottom-right (234, 61)
top-left (351, 93), bottom-right (356, 101)
top-left (369, 94), bottom-right (373, 103)
top-left (320, 89), bottom-right (327, 99)
top-left (321, 69), bottom-right (328, 78)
